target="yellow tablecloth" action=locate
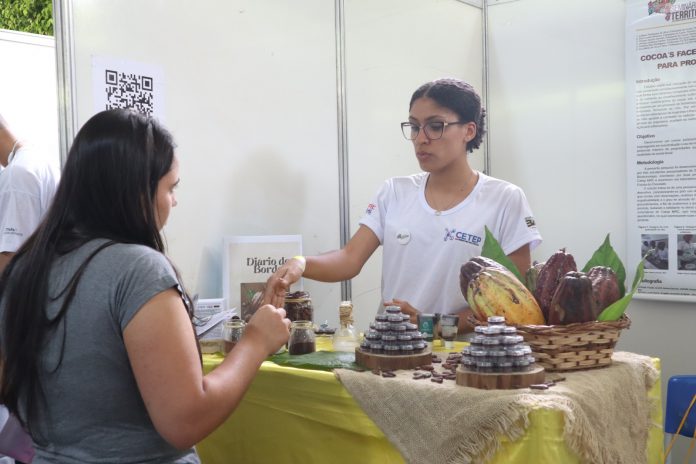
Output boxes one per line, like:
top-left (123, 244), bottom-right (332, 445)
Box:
top-left (198, 338), bottom-right (663, 464)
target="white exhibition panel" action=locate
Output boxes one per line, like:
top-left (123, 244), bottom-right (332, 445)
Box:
top-left (69, 0), bottom-right (342, 322)
top-left (0, 30), bottom-right (59, 163)
top-left (65, 0), bottom-right (483, 328)
top-left (344, 0), bottom-right (484, 331)
top-left (487, 0), bottom-right (627, 264)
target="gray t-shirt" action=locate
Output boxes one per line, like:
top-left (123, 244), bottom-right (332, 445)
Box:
top-left (4, 239), bottom-right (200, 463)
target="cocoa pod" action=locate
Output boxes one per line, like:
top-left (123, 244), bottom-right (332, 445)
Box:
top-left (587, 266), bottom-right (621, 317)
top-left (465, 267), bottom-right (545, 325)
top-left (459, 256), bottom-right (506, 297)
top-left (548, 271), bottom-right (597, 325)
top-left (524, 261), bottom-right (545, 293)
top-left (533, 249), bottom-right (577, 322)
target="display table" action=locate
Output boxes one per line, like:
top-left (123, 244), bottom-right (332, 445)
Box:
top-left (197, 339), bottom-right (663, 464)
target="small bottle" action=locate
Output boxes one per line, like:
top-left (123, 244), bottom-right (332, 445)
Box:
top-left (332, 301), bottom-right (359, 352)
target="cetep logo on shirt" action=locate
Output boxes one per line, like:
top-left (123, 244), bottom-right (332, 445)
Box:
top-left (444, 228), bottom-right (482, 245)
top-left (365, 203), bottom-right (377, 215)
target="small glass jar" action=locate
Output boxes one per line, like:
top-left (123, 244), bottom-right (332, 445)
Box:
top-left (288, 320), bottom-right (316, 355)
top-left (502, 326), bottom-right (518, 335)
top-left (375, 321), bottom-right (391, 332)
top-left (385, 305), bottom-right (401, 314)
top-left (384, 344), bottom-right (400, 355)
top-left (476, 360), bottom-right (494, 373)
top-left (497, 360), bottom-right (514, 373)
top-left (413, 341), bottom-right (427, 352)
top-left (222, 320), bottom-right (245, 355)
top-left (369, 341), bottom-right (384, 353)
top-left (284, 291), bottom-right (314, 322)
top-left (400, 343), bottom-right (414, 354)
top-left (391, 323), bottom-right (407, 333)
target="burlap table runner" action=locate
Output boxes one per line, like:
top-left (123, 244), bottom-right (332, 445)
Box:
top-left (335, 351), bottom-right (658, 464)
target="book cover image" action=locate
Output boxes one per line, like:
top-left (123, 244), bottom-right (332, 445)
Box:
top-left (223, 235), bottom-right (302, 318)
top-left (240, 282), bottom-right (266, 322)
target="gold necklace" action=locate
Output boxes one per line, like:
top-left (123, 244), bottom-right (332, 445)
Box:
top-left (430, 172), bottom-right (477, 216)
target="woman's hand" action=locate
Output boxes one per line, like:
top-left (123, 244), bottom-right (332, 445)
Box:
top-left (244, 304), bottom-right (291, 356)
top-left (383, 298), bottom-right (419, 324)
top-left (262, 257), bottom-right (305, 307)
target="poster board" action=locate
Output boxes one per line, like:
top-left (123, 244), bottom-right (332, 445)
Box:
top-left (625, 0), bottom-right (696, 302)
top-left (223, 235), bottom-right (302, 321)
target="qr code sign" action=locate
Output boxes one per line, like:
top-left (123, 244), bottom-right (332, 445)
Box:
top-left (105, 69), bottom-right (154, 116)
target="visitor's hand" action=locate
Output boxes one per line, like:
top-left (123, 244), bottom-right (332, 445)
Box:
top-left (263, 258), bottom-right (304, 307)
top-left (245, 304), bottom-right (291, 355)
top-left (383, 298), bottom-right (419, 324)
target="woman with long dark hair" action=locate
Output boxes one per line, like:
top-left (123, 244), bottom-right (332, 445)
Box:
top-left (0, 109), bottom-right (290, 463)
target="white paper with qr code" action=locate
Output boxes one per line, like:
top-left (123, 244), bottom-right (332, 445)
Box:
top-left (91, 55), bottom-right (166, 120)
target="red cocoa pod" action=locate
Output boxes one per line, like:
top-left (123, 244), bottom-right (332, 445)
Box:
top-left (586, 266), bottom-right (621, 318)
top-left (548, 271), bottom-right (597, 325)
top-left (533, 249), bottom-right (578, 322)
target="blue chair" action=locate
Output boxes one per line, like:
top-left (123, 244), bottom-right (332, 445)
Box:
top-left (664, 375), bottom-right (696, 462)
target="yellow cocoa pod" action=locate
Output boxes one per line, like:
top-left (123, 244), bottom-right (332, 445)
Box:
top-left (467, 268), bottom-right (545, 325)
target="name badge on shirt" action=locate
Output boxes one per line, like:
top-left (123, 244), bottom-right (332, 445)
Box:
top-left (396, 229), bottom-right (411, 245)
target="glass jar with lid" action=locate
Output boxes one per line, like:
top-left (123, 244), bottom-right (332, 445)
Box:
top-left (284, 291), bottom-right (314, 322)
top-left (288, 320), bottom-right (316, 355)
top-left (222, 319), bottom-right (245, 355)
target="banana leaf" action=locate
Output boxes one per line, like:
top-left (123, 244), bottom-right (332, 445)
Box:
top-left (268, 350), bottom-right (361, 371)
top-left (597, 256), bottom-right (646, 321)
top-left (481, 226), bottom-right (525, 283)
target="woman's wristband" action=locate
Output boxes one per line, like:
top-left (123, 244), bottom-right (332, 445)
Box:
top-left (292, 255), bottom-right (306, 273)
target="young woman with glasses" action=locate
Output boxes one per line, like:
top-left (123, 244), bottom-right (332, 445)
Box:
top-left (265, 78), bottom-right (541, 334)
top-left (0, 109), bottom-right (290, 463)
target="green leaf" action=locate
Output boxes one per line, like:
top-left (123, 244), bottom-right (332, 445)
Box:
top-left (268, 350), bottom-right (360, 371)
top-left (581, 234), bottom-right (627, 297)
top-left (481, 226), bottom-right (525, 283)
top-left (597, 257), bottom-right (645, 321)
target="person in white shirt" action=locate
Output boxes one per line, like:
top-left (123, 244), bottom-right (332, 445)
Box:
top-left (677, 234), bottom-right (696, 270)
top-left (0, 114), bottom-right (60, 273)
top-left (263, 78), bottom-right (542, 334)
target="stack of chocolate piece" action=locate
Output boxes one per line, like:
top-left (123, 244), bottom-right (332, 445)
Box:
top-left (459, 316), bottom-right (536, 373)
top-left (359, 305), bottom-right (427, 355)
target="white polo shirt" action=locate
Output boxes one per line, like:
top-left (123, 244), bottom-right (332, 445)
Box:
top-left (359, 172), bottom-right (542, 315)
top-left (0, 145), bottom-right (60, 253)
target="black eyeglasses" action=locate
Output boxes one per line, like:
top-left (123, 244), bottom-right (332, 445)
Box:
top-left (400, 121), bottom-right (468, 140)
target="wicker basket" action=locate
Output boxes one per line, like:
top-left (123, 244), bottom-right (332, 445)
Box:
top-left (515, 315), bottom-right (631, 372)
top-left (468, 315), bottom-right (631, 372)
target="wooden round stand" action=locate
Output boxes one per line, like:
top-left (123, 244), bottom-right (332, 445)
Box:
top-left (456, 365), bottom-right (545, 390)
top-left (355, 348), bottom-right (432, 371)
